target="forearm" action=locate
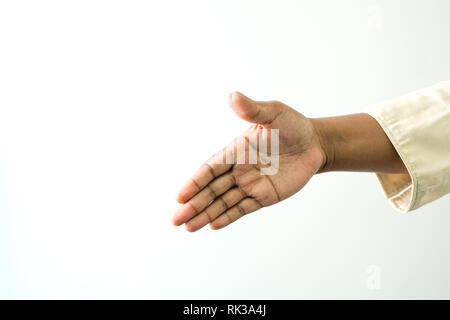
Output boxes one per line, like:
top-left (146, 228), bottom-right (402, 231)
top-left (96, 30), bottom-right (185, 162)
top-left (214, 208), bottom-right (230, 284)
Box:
top-left (310, 113), bottom-right (407, 174)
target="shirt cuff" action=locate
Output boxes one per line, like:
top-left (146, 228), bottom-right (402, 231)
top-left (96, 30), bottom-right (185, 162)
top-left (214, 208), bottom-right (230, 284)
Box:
top-left (364, 80), bottom-right (450, 212)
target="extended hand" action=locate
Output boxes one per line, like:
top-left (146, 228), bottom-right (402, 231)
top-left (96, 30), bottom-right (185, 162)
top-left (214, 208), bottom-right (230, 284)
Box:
top-left (172, 92), bottom-right (325, 231)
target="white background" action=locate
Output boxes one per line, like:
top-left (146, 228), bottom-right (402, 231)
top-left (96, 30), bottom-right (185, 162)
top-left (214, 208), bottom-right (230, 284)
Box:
top-left (1, 0), bottom-right (450, 299)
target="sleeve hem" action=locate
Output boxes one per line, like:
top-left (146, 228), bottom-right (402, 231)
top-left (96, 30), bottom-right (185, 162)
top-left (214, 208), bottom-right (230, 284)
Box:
top-left (364, 111), bottom-right (417, 213)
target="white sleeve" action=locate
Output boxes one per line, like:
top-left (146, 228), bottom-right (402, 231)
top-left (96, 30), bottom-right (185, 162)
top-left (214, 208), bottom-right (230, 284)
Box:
top-left (364, 80), bottom-right (450, 212)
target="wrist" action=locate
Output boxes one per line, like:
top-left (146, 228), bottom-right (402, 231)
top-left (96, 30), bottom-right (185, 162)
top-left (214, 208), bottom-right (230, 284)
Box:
top-left (309, 113), bottom-right (408, 174)
top-left (309, 117), bottom-right (336, 173)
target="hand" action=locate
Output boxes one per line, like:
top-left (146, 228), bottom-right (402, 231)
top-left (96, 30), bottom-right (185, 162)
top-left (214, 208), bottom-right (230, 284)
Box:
top-left (172, 92), bottom-right (325, 231)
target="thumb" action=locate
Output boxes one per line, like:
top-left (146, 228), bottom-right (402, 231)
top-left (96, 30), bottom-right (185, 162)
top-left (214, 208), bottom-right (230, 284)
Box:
top-left (228, 91), bottom-right (282, 125)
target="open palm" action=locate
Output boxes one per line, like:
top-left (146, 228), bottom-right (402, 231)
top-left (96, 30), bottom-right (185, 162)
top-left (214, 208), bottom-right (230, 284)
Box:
top-left (173, 92), bottom-right (325, 231)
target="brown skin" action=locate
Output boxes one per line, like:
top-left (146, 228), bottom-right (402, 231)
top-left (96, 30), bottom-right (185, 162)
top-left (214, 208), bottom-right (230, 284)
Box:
top-left (312, 114), bottom-right (407, 174)
top-left (172, 92), bottom-right (407, 232)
